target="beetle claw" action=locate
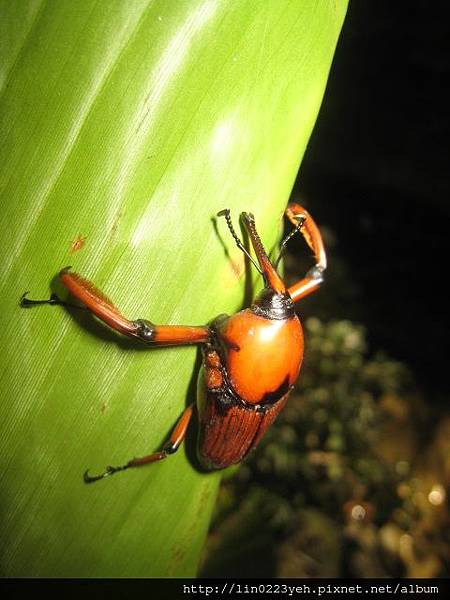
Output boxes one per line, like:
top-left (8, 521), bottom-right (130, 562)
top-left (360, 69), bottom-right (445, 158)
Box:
top-left (19, 292), bottom-right (32, 306)
top-left (83, 464), bottom-right (129, 484)
top-left (83, 469), bottom-right (103, 484)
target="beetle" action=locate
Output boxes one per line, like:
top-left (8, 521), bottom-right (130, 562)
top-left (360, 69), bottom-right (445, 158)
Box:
top-left (21, 203), bottom-right (326, 482)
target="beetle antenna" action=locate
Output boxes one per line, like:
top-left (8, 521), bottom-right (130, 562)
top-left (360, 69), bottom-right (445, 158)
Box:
top-left (217, 209), bottom-right (263, 274)
top-left (274, 214), bottom-right (306, 268)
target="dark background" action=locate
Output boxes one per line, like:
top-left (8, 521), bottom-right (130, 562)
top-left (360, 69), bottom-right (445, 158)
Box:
top-left (295, 1), bottom-right (449, 399)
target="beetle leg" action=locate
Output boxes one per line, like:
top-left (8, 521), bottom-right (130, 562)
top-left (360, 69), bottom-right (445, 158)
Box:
top-left (20, 291), bottom-right (87, 311)
top-left (284, 203), bottom-right (327, 302)
top-left (83, 404), bottom-right (194, 483)
top-left (21, 267), bottom-right (210, 346)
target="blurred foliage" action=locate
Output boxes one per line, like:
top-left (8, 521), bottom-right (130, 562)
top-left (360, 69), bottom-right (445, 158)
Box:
top-left (201, 318), bottom-right (449, 577)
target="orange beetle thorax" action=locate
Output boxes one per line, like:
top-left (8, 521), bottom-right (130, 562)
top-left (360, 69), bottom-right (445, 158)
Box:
top-left (212, 309), bottom-right (304, 405)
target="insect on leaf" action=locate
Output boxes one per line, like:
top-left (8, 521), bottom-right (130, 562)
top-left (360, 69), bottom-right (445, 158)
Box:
top-left (0, 0), bottom-right (348, 576)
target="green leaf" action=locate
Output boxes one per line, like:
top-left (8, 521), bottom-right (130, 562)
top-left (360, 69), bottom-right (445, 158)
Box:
top-left (0, 0), bottom-right (347, 576)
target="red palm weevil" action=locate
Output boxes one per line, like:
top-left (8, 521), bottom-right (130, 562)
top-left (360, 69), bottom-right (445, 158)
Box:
top-left (21, 203), bottom-right (326, 482)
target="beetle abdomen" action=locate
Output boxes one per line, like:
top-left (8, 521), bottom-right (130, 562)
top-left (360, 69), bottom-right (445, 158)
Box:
top-left (196, 347), bottom-right (289, 470)
top-left (197, 381), bottom-right (288, 470)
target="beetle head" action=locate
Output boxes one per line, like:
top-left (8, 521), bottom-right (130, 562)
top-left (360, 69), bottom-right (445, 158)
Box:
top-left (252, 287), bottom-right (295, 320)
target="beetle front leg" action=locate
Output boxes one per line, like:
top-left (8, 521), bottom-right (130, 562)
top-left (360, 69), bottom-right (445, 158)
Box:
top-left (284, 203), bottom-right (327, 302)
top-left (21, 267), bottom-right (210, 346)
top-left (84, 404), bottom-right (194, 483)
